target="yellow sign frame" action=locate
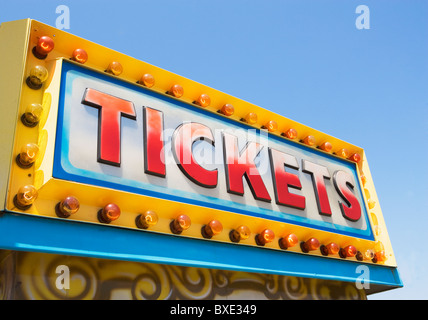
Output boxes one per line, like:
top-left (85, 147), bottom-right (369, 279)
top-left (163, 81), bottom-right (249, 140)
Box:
top-left (0, 19), bottom-right (396, 267)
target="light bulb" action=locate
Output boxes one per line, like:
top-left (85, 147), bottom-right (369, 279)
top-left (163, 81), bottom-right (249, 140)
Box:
top-left (139, 73), bottom-right (155, 88)
top-left (170, 214), bottom-right (191, 234)
top-left (279, 233), bottom-right (298, 249)
top-left (229, 225), bottom-right (251, 243)
top-left (301, 237), bottom-right (320, 253)
top-left (349, 153), bottom-right (361, 163)
top-left (320, 242), bottom-right (340, 256)
top-left (244, 112), bottom-right (258, 124)
top-left (319, 142), bottom-right (333, 152)
top-left (33, 36), bottom-right (54, 59)
top-left (339, 245), bottom-right (357, 258)
top-left (21, 103), bottom-right (43, 127)
top-left (195, 94), bottom-right (211, 107)
top-left (374, 250), bottom-right (387, 263)
top-left (136, 210), bottom-right (158, 229)
top-left (56, 196), bottom-right (80, 218)
top-left (303, 135), bottom-right (316, 146)
top-left (71, 48), bottom-right (88, 64)
top-left (337, 148), bottom-right (350, 158)
top-left (264, 120), bottom-right (278, 132)
top-left (168, 84), bottom-right (184, 98)
top-left (26, 65), bottom-right (49, 90)
top-left (16, 143), bottom-right (39, 168)
top-left (106, 61), bottom-right (123, 76)
top-left (256, 229), bottom-right (275, 246)
top-left (283, 128), bottom-right (298, 140)
top-left (202, 219), bottom-right (223, 238)
top-left (98, 203), bottom-right (121, 224)
top-left (14, 185), bottom-right (38, 210)
top-left (220, 104), bottom-right (234, 116)
top-left (363, 249), bottom-right (375, 261)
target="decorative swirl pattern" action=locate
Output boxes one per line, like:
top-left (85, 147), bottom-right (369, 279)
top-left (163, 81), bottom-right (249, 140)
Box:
top-left (2, 250), bottom-right (366, 300)
top-left (17, 253), bottom-right (98, 300)
top-left (282, 276), bottom-right (309, 300)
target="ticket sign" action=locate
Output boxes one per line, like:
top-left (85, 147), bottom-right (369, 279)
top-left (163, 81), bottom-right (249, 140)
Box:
top-left (55, 61), bottom-right (372, 240)
top-left (1, 20), bottom-right (401, 281)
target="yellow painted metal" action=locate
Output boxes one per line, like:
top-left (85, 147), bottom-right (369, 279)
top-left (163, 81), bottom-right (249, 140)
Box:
top-left (0, 19), bottom-right (31, 209)
top-left (0, 19), bottom-right (397, 267)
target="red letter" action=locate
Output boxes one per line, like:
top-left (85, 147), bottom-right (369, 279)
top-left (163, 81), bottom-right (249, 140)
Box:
top-left (302, 160), bottom-right (332, 216)
top-left (333, 170), bottom-right (362, 221)
top-left (222, 132), bottom-right (271, 202)
top-left (269, 148), bottom-right (305, 209)
top-left (172, 122), bottom-right (218, 188)
top-left (82, 88), bottom-right (136, 166)
top-left (144, 107), bottom-right (165, 177)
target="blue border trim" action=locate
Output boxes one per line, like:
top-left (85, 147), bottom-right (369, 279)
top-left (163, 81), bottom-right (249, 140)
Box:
top-left (0, 213), bottom-right (402, 290)
top-left (53, 60), bottom-right (374, 240)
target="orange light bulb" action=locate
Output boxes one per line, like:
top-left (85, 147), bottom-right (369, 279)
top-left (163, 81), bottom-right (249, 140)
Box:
top-left (170, 214), bottom-right (191, 234)
top-left (374, 251), bottom-right (387, 263)
top-left (244, 112), bottom-right (258, 125)
top-left (283, 128), bottom-right (298, 140)
top-left (264, 120), bottom-right (278, 132)
top-left (195, 94), bottom-right (211, 107)
top-left (139, 73), bottom-right (155, 88)
top-left (220, 104), bottom-right (234, 116)
top-left (229, 225), bottom-right (251, 243)
top-left (321, 242), bottom-right (340, 255)
top-left (71, 48), bottom-right (88, 64)
top-left (202, 219), bottom-right (223, 238)
top-left (56, 196), bottom-right (80, 218)
top-left (337, 148), bottom-right (350, 158)
top-left (340, 245), bottom-right (357, 258)
top-left (256, 229), bottom-right (275, 246)
top-left (303, 135), bottom-right (316, 146)
top-left (279, 233), bottom-right (298, 249)
top-left (33, 36), bottom-right (54, 59)
top-left (16, 143), bottom-right (39, 168)
top-left (168, 84), bottom-right (184, 98)
top-left (301, 237), bottom-right (320, 253)
top-left (14, 185), bottom-right (38, 210)
top-left (106, 61), bottom-right (123, 76)
top-left (319, 142), bottom-right (333, 152)
top-left (349, 153), bottom-right (361, 163)
top-left (98, 203), bottom-right (121, 224)
top-left (136, 210), bottom-right (158, 229)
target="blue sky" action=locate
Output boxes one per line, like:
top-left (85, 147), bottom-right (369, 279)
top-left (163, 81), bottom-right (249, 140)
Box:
top-left (1, 0), bottom-right (427, 300)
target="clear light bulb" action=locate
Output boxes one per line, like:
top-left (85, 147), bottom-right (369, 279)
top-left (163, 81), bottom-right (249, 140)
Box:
top-left (26, 65), bottom-right (49, 89)
top-left (14, 185), bottom-right (38, 209)
top-left (16, 143), bottom-right (39, 168)
top-left (136, 210), bottom-right (158, 229)
top-left (21, 103), bottom-right (43, 127)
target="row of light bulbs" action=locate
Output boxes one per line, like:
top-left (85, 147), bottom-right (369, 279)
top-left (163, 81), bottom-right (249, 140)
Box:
top-left (11, 183), bottom-right (387, 264)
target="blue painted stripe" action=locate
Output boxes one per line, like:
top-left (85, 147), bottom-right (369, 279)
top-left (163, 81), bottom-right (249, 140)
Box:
top-left (0, 212), bottom-right (402, 289)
